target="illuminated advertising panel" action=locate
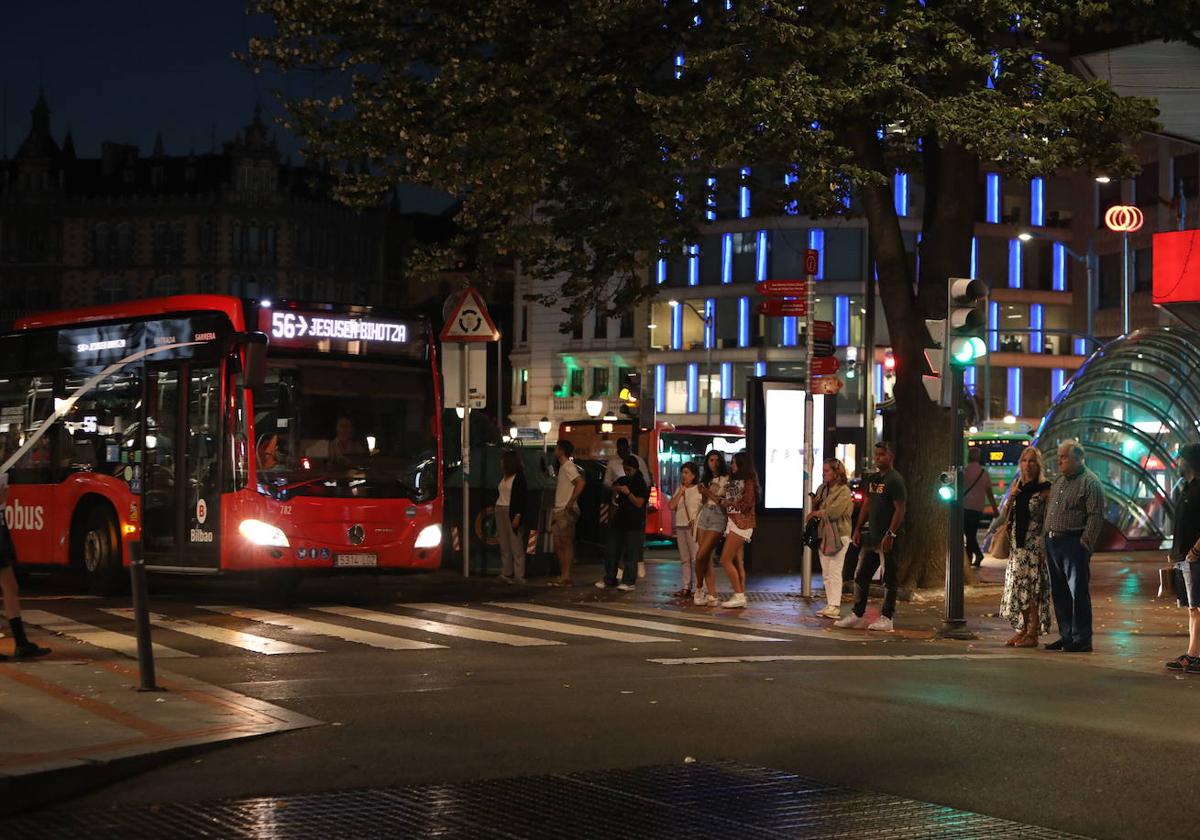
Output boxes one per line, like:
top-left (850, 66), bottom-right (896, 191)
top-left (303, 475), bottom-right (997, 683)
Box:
top-left (59, 315), bottom-right (229, 369)
top-left (1153, 229), bottom-right (1200, 305)
top-left (763, 385), bottom-right (806, 509)
top-left (258, 308), bottom-right (423, 357)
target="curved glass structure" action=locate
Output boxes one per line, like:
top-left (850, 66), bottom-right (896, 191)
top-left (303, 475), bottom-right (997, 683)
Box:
top-left (1034, 326), bottom-right (1200, 545)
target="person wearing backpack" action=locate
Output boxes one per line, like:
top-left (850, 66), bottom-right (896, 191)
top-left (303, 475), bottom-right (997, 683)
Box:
top-left (963, 447), bottom-right (998, 567)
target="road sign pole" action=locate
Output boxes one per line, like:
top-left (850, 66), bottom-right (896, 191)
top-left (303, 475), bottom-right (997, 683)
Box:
top-left (802, 269), bottom-right (815, 599)
top-left (939, 362), bottom-right (975, 639)
top-left (462, 345), bottom-right (471, 578)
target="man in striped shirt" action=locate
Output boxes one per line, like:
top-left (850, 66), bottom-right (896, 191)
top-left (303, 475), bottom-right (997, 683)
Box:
top-left (1043, 440), bottom-right (1107, 653)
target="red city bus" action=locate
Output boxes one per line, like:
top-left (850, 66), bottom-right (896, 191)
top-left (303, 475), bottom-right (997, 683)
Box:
top-left (1, 295), bottom-right (443, 593)
top-left (557, 419), bottom-right (745, 538)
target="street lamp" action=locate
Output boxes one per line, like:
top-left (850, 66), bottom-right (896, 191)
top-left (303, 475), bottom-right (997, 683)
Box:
top-left (455, 403), bottom-right (466, 420)
top-left (585, 395), bottom-right (604, 418)
top-left (509, 424), bottom-right (519, 445)
top-left (538, 416), bottom-right (552, 453)
top-left (668, 299), bottom-right (715, 425)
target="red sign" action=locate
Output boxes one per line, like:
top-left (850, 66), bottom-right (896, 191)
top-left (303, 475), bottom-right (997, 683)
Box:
top-left (809, 356), bottom-right (841, 376)
top-left (756, 280), bottom-right (808, 297)
top-left (441, 287), bottom-right (500, 342)
top-left (804, 249), bottom-right (820, 276)
top-left (1153, 230), bottom-right (1200, 305)
top-left (1104, 205), bottom-right (1144, 233)
top-left (811, 320), bottom-right (833, 341)
top-left (757, 298), bottom-right (808, 317)
top-left (810, 376), bottom-right (843, 395)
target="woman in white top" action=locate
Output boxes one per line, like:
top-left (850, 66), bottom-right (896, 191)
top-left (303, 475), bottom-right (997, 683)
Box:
top-left (668, 461), bottom-right (702, 598)
top-left (495, 450), bottom-right (529, 584)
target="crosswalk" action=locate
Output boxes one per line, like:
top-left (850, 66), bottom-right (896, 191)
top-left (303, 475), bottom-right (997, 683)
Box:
top-left (22, 601), bottom-right (799, 662)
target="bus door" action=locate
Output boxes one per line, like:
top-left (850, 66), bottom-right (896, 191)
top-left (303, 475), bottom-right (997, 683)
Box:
top-left (142, 363), bottom-right (222, 570)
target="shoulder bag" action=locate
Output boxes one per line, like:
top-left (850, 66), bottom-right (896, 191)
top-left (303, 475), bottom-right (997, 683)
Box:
top-left (987, 496), bottom-right (1012, 560)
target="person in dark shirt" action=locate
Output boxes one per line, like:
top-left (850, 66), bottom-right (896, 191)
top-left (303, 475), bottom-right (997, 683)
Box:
top-left (596, 456), bottom-right (648, 592)
top-left (1167, 443), bottom-right (1200, 673)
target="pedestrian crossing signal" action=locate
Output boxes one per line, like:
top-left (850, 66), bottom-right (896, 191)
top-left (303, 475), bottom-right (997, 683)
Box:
top-left (937, 470), bottom-right (956, 502)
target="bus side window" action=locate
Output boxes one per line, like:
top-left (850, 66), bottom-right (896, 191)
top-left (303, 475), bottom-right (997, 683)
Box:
top-left (226, 372), bottom-right (249, 492)
top-left (0, 375), bottom-right (54, 484)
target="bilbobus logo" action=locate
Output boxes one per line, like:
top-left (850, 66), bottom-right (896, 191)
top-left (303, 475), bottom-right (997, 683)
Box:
top-left (4, 500), bottom-right (45, 531)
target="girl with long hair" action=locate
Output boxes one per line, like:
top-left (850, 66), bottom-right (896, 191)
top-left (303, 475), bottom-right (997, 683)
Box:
top-left (692, 450), bottom-right (729, 606)
top-left (717, 451), bottom-right (759, 609)
top-left (668, 461), bottom-right (702, 598)
top-left (808, 458), bottom-right (854, 619)
top-left (999, 446), bottom-right (1052, 646)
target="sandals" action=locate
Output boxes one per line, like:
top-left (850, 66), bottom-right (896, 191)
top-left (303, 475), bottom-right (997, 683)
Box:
top-left (1004, 631), bottom-right (1026, 647)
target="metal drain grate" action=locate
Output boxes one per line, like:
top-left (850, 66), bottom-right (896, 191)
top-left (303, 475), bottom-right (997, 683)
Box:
top-left (1, 761), bottom-right (1089, 840)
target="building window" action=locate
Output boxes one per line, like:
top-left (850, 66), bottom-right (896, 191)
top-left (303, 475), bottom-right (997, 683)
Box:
top-left (1135, 163), bottom-right (1159, 208)
top-left (698, 234), bottom-right (723, 285)
top-left (1133, 246), bottom-right (1153, 292)
top-left (730, 232), bottom-right (758, 284)
top-left (1098, 252), bottom-right (1122, 309)
top-left (595, 312), bottom-right (609, 340)
top-left (571, 318), bottom-right (584, 340)
top-left (515, 368), bottom-right (528, 406)
top-left (1172, 152), bottom-right (1199, 200)
top-left (619, 309), bottom-right (633, 338)
top-left (569, 368), bottom-right (584, 397)
top-left (98, 275), bottom-right (126, 304)
top-left (592, 367), bottom-right (610, 397)
top-left (116, 223), bottom-right (134, 264)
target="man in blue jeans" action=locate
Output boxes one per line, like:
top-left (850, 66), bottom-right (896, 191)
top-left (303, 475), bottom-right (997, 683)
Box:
top-left (1043, 440), bottom-right (1106, 653)
top-left (596, 457), bottom-right (648, 592)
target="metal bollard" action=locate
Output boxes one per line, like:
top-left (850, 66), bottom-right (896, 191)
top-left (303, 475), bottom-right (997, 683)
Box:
top-left (128, 540), bottom-right (162, 692)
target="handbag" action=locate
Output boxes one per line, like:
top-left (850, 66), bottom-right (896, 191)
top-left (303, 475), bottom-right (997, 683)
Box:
top-left (803, 517), bottom-right (822, 552)
top-left (988, 502), bottom-right (1011, 560)
top-left (1158, 562), bottom-right (1177, 599)
top-left (819, 515), bottom-right (841, 556)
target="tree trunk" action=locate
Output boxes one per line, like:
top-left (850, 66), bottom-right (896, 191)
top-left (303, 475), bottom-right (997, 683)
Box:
top-left (853, 133), bottom-right (978, 589)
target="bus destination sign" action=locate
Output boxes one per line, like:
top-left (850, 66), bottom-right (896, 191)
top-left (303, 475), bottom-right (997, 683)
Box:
top-left (260, 308), bottom-right (420, 356)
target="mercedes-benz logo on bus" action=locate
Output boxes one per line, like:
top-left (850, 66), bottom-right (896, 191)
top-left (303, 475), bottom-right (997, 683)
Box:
top-left (348, 524), bottom-right (366, 545)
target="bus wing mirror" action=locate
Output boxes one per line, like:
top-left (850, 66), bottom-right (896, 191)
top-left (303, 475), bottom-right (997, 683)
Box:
top-left (239, 331), bottom-right (268, 395)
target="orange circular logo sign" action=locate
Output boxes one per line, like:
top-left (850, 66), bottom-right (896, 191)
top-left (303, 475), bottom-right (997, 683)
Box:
top-left (1104, 205), bottom-right (1144, 233)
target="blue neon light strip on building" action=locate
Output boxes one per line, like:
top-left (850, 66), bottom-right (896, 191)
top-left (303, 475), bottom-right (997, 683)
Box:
top-left (834, 295), bottom-right (850, 346)
top-left (1030, 304), bottom-right (1044, 353)
top-left (1031, 177), bottom-right (1044, 226)
top-left (687, 364), bottom-right (698, 413)
top-left (674, 53), bottom-right (685, 80)
top-left (1007, 367), bottom-right (1022, 416)
top-left (755, 361), bottom-right (766, 377)
top-left (964, 366), bottom-right (976, 394)
top-left (987, 53), bottom-right (1000, 89)
top-left (783, 171), bottom-right (799, 216)
top-left (874, 365), bottom-right (884, 403)
top-left (739, 167), bottom-right (751, 218)
top-left (738, 297), bottom-right (750, 347)
top-left (1051, 369), bottom-right (1066, 399)
top-left (688, 243), bottom-right (699, 286)
top-left (721, 362), bottom-right (732, 399)
top-left (672, 302), bottom-right (683, 350)
top-left (988, 301), bottom-right (1000, 352)
top-left (893, 170), bottom-right (908, 217)
top-left (655, 364), bottom-right (666, 408)
top-left (721, 233), bottom-right (733, 284)
top-left (1008, 238), bottom-right (1022, 289)
top-left (756, 231), bottom-right (769, 280)
top-left (970, 236), bottom-right (978, 279)
top-left (986, 173), bottom-right (1001, 223)
top-left (1052, 243), bottom-right (1067, 291)
top-left (783, 316), bottom-right (797, 347)
top-left (657, 258), bottom-right (667, 285)
top-left (706, 177), bottom-right (717, 221)
top-left (807, 229), bottom-right (824, 279)
top-left (1073, 337), bottom-right (1087, 356)
top-left (705, 299), bottom-right (715, 348)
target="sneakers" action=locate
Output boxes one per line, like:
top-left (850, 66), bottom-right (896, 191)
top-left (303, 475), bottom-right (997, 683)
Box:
top-left (617, 583), bottom-right (636, 592)
top-left (13, 642), bottom-right (51, 660)
top-left (594, 580), bottom-right (613, 589)
top-left (834, 613), bottom-right (869, 629)
top-left (1167, 654), bottom-right (1198, 671)
top-left (498, 574), bottom-right (515, 584)
top-left (705, 594), bottom-right (721, 607)
top-left (867, 616), bottom-right (894, 632)
top-left (721, 593), bottom-right (747, 609)
top-left (816, 605), bottom-right (841, 620)
top-left (693, 589), bottom-right (708, 606)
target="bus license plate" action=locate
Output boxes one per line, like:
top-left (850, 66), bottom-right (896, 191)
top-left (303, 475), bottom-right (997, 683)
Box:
top-left (335, 553), bottom-right (378, 568)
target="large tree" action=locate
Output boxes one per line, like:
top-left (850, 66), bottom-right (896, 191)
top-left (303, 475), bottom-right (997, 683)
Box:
top-left (248, 0), bottom-right (1171, 585)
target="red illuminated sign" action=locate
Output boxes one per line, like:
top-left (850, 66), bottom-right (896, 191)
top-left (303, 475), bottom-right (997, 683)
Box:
top-left (1153, 230), bottom-right (1200, 305)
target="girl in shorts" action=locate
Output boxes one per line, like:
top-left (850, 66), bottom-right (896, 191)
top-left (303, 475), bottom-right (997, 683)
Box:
top-left (717, 452), bottom-right (759, 609)
top-left (692, 451), bottom-right (729, 606)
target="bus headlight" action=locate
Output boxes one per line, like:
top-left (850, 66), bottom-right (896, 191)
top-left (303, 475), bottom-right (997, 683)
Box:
top-left (414, 524), bottom-right (442, 549)
top-left (239, 519), bottom-right (290, 547)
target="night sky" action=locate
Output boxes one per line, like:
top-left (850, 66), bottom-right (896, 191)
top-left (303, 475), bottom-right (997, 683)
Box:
top-left (0, 1), bottom-right (452, 212)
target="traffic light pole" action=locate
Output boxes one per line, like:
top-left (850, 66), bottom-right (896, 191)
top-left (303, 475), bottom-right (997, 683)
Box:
top-left (940, 357), bottom-right (976, 639)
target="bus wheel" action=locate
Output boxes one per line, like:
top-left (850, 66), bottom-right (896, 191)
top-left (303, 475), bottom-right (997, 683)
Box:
top-left (79, 506), bottom-right (124, 595)
top-left (256, 570), bottom-right (302, 605)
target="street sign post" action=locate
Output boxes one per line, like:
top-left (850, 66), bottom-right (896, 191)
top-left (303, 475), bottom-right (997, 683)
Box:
top-left (756, 279), bottom-right (808, 297)
top-left (811, 376), bottom-right (843, 395)
top-left (809, 356), bottom-right (841, 376)
top-left (804, 249), bottom-right (820, 276)
top-left (442, 288), bottom-right (500, 579)
top-left (811, 339), bottom-right (835, 357)
top-left (757, 298), bottom-right (808, 317)
top-left (811, 320), bottom-right (834, 341)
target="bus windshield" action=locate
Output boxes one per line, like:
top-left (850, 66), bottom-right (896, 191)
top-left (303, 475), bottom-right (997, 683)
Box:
top-left (971, 437), bottom-right (1030, 467)
top-left (255, 361), bottom-right (437, 502)
top-left (658, 432), bottom-right (745, 496)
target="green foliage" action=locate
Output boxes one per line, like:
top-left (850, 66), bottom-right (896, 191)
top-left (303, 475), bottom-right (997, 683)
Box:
top-left (247, 0), bottom-right (1169, 324)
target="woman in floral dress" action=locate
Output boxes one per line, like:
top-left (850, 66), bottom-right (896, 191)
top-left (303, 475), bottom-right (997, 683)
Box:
top-left (1000, 446), bottom-right (1053, 647)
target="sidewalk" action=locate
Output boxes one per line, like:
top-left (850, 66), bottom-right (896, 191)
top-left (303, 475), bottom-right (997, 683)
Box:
top-left (606, 547), bottom-right (1188, 672)
top-left (0, 652), bottom-right (319, 815)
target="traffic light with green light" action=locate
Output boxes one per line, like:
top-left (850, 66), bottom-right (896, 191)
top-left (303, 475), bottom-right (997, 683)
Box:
top-left (937, 470), bottom-right (956, 502)
top-left (948, 277), bottom-right (988, 365)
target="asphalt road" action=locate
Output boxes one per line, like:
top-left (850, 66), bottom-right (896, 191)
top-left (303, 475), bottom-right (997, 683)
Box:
top-left (14, 564), bottom-right (1196, 840)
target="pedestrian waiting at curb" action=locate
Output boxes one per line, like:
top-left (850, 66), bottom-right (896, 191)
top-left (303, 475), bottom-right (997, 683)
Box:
top-left (668, 461), bottom-right (702, 598)
top-left (808, 458), bottom-right (854, 620)
top-left (1043, 440), bottom-right (1106, 653)
top-left (692, 451), bottom-right (729, 607)
top-left (0, 471), bottom-right (51, 661)
top-left (596, 456), bottom-right (649, 592)
top-left (837, 441), bottom-right (907, 632)
top-left (549, 440), bottom-right (584, 587)
top-left (964, 447), bottom-right (999, 568)
top-left (1166, 443), bottom-right (1200, 674)
top-left (495, 450), bottom-right (528, 585)
top-left (999, 446), bottom-right (1052, 648)
top-left (716, 452), bottom-right (758, 609)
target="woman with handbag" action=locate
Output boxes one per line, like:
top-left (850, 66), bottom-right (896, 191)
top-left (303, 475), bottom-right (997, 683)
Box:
top-left (668, 461), bottom-right (702, 599)
top-left (999, 446), bottom-right (1053, 647)
top-left (807, 458), bottom-right (854, 619)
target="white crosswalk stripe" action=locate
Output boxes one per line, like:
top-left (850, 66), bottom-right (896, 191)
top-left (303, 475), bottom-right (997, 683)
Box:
top-left (311, 606), bottom-right (563, 647)
top-left (488, 603), bottom-right (788, 642)
top-left (102, 609), bottom-right (322, 655)
top-left (199, 606), bottom-right (445, 651)
top-left (591, 603), bottom-right (852, 641)
top-left (405, 603), bottom-right (680, 644)
top-left (23, 610), bottom-right (195, 659)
